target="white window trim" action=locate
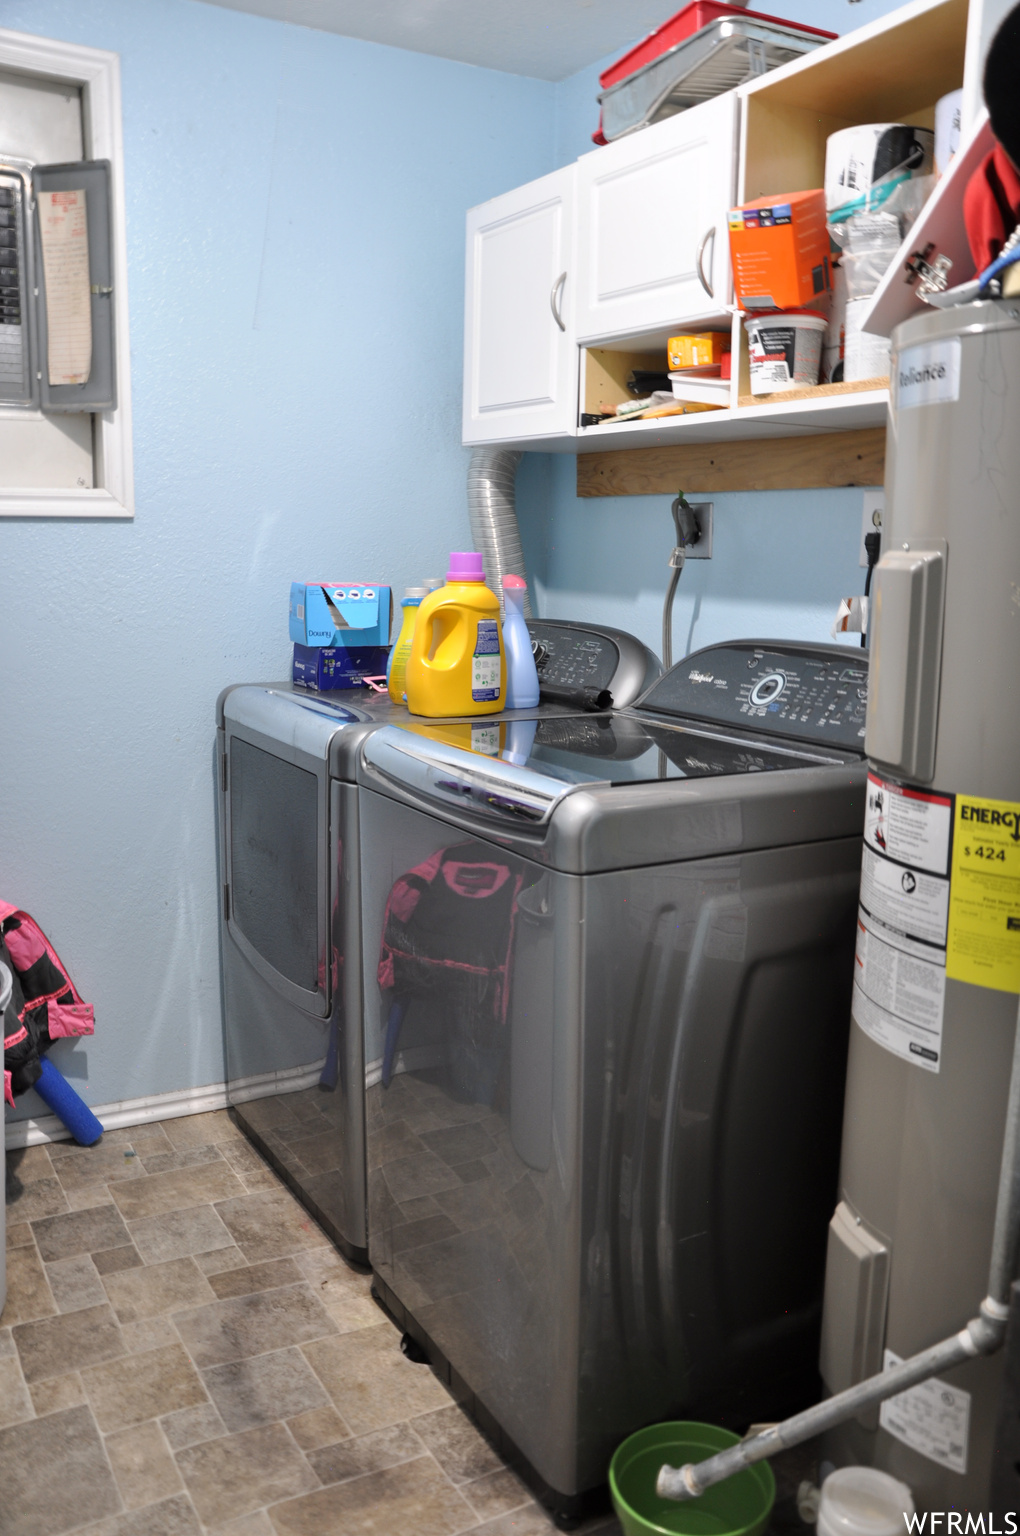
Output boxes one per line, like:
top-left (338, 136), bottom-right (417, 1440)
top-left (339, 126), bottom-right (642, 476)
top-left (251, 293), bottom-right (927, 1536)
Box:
top-left (0, 27), bottom-right (133, 519)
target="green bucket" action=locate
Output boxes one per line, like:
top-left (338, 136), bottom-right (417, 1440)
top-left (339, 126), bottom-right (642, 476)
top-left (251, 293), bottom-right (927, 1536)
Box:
top-left (609, 1421), bottom-right (776, 1536)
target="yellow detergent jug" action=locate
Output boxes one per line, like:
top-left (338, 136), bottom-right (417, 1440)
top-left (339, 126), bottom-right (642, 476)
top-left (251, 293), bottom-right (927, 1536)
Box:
top-left (404, 552), bottom-right (506, 717)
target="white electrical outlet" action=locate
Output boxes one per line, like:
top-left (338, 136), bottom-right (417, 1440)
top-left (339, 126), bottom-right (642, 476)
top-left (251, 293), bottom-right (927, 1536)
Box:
top-left (859, 489), bottom-right (884, 567)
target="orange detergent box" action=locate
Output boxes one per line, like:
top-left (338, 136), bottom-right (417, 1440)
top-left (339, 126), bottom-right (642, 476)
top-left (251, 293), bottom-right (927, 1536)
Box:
top-left (728, 189), bottom-right (831, 311)
top-left (667, 332), bottom-right (730, 370)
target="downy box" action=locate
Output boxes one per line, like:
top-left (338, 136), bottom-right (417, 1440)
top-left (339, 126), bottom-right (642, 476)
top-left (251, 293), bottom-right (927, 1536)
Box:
top-left (728, 190), bottom-right (831, 312)
top-left (289, 583), bottom-right (392, 648)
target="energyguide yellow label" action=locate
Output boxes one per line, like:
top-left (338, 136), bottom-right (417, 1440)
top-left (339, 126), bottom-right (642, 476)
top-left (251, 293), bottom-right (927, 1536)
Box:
top-left (946, 794), bottom-right (1020, 993)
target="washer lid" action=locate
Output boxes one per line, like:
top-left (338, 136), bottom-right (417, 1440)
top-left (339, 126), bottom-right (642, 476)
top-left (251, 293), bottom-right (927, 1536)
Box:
top-left (361, 711), bottom-right (853, 828)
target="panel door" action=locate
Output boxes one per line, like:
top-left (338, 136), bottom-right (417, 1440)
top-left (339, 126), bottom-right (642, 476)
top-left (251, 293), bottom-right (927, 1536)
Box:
top-left (224, 724), bottom-right (330, 1019)
top-left (575, 94), bottom-right (738, 343)
top-left (463, 164), bottom-right (577, 445)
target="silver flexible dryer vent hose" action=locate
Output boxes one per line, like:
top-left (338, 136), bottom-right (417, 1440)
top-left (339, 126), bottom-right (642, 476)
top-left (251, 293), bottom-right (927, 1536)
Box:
top-left (467, 448), bottom-right (532, 617)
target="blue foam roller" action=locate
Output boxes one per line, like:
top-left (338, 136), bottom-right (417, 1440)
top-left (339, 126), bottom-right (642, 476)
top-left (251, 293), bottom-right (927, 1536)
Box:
top-left (34, 1056), bottom-right (104, 1146)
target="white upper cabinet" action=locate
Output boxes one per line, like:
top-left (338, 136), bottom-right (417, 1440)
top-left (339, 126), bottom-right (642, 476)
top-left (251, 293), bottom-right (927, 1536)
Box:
top-left (574, 94), bottom-right (738, 344)
top-left (463, 165), bottom-right (577, 445)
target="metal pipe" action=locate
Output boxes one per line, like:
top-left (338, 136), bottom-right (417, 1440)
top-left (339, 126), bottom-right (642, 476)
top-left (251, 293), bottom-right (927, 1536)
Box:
top-left (987, 999), bottom-right (1020, 1306)
top-left (466, 448), bottom-right (531, 617)
top-left (657, 994), bottom-right (1020, 1503)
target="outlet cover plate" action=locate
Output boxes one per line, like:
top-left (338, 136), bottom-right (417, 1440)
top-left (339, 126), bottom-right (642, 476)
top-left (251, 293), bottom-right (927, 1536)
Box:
top-left (686, 501), bottom-right (713, 559)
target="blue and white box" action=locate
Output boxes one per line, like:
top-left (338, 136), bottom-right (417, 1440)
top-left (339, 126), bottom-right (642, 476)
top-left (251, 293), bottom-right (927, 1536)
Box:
top-left (292, 644), bottom-right (389, 691)
top-left (289, 583), bottom-right (392, 648)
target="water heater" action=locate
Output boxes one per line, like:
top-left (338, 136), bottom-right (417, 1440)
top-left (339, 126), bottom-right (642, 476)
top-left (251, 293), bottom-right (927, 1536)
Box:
top-left (820, 299), bottom-right (1020, 1507)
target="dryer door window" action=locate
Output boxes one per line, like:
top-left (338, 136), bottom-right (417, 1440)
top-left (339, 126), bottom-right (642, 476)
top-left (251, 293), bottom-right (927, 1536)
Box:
top-left (228, 735), bottom-right (326, 1008)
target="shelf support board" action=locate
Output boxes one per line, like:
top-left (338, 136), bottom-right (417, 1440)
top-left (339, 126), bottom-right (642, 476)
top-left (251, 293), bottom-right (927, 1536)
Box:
top-left (576, 427), bottom-right (885, 497)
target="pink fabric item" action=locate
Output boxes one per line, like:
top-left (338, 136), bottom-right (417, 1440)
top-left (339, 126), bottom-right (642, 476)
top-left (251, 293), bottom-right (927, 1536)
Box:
top-left (1, 905), bottom-right (86, 1006)
top-left (4, 920), bottom-right (46, 971)
top-left (47, 1002), bottom-right (94, 1040)
top-left (4, 1069), bottom-right (13, 1108)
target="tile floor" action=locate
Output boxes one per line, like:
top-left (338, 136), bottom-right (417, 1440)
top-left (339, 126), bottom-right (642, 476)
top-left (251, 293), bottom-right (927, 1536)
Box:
top-left (2, 1109), bottom-right (625, 1536)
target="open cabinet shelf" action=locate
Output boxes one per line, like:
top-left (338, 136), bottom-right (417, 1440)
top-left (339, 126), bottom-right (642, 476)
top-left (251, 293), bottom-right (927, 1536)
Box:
top-left (462, 0), bottom-right (973, 464)
top-left (570, 0), bottom-right (968, 457)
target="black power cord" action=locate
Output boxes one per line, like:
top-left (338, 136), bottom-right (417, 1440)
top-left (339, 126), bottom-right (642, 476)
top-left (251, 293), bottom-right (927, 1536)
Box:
top-left (862, 528), bottom-right (881, 648)
top-left (662, 490), bottom-right (701, 670)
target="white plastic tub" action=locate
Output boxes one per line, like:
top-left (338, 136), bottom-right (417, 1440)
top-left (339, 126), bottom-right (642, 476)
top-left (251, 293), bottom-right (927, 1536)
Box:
top-left (745, 311), bottom-right (826, 395)
top-left (817, 1466), bottom-right (914, 1536)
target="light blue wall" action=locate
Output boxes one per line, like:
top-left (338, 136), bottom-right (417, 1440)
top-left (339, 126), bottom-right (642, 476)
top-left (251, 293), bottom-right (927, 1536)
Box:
top-left (0, 0), bottom-right (913, 1124)
top-left (0, 0), bottom-right (555, 1120)
top-left (517, 455), bottom-right (870, 661)
top-left (521, 0), bottom-right (908, 666)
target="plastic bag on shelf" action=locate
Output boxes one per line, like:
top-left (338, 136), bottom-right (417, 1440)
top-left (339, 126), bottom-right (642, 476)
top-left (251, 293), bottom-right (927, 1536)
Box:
top-left (828, 171), bottom-right (935, 250)
top-left (841, 211), bottom-right (903, 299)
top-left (830, 173), bottom-right (936, 303)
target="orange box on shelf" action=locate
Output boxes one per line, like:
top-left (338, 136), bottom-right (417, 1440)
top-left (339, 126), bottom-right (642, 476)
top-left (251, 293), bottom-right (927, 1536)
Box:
top-left (667, 332), bottom-right (729, 370)
top-left (728, 189), bottom-right (831, 312)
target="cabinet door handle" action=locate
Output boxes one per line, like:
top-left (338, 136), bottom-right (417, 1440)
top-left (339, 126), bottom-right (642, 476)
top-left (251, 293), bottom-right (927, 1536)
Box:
top-left (696, 227), bottom-right (716, 299)
top-left (550, 270), bottom-right (567, 331)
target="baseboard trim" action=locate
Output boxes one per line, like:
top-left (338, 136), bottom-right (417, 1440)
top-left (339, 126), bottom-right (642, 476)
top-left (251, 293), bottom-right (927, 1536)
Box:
top-left (4, 1062), bottom-right (324, 1150)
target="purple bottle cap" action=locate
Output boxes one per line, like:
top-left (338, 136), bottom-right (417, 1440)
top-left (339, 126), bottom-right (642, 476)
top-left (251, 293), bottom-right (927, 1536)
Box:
top-left (447, 551), bottom-right (484, 582)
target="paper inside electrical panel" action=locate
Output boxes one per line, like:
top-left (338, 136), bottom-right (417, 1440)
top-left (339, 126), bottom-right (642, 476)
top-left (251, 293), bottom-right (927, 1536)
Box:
top-left (852, 772), bottom-right (952, 1072)
top-left (38, 188), bottom-right (92, 386)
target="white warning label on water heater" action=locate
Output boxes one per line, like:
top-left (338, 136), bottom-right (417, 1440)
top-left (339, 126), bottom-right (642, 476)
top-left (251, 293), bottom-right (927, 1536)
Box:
top-left (853, 774), bottom-right (953, 1072)
top-left (880, 1350), bottom-right (970, 1473)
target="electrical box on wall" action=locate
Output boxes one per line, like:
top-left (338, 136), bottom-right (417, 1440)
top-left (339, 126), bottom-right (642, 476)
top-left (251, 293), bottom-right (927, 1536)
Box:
top-left (0, 156), bottom-right (115, 414)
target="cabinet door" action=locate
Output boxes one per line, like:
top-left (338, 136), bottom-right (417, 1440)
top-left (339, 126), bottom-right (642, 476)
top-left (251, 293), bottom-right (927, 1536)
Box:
top-left (575, 95), bottom-right (737, 343)
top-left (463, 165), bottom-right (576, 445)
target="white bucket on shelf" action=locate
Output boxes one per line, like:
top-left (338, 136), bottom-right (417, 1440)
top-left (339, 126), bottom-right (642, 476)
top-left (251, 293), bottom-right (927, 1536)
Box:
top-left (745, 311), bottom-right (826, 395)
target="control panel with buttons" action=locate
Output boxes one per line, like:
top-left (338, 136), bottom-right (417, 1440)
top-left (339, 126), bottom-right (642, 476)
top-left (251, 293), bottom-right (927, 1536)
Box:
top-left (638, 642), bottom-right (869, 751)
top-left (525, 620), bottom-right (660, 708)
top-left (528, 626), bottom-right (618, 691)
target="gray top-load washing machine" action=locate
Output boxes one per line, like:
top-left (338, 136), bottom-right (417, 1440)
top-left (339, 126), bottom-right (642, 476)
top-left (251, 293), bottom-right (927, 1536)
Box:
top-left (215, 621), bottom-right (658, 1264)
top-left (357, 639), bottom-right (870, 1518)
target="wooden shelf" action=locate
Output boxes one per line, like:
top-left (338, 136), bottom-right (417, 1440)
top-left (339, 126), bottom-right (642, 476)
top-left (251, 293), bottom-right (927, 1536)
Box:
top-left (577, 427), bottom-right (886, 496)
top-left (574, 384), bottom-right (888, 453)
top-left (737, 377), bottom-right (889, 409)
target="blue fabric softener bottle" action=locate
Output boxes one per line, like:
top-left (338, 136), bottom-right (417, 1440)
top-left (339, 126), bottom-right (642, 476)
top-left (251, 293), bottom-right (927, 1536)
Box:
top-left (502, 575), bottom-right (540, 709)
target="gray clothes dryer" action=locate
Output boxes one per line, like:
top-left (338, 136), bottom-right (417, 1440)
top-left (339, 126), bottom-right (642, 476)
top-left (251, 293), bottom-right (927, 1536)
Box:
top-left (215, 625), bottom-right (658, 1264)
top-left (357, 640), bottom-right (871, 1517)
top-left (217, 684), bottom-right (400, 1263)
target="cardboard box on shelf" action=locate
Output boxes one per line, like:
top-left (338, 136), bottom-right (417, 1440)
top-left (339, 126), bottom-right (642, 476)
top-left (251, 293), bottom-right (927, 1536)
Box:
top-left (667, 332), bottom-right (730, 370)
top-left (729, 189), bottom-right (831, 311)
